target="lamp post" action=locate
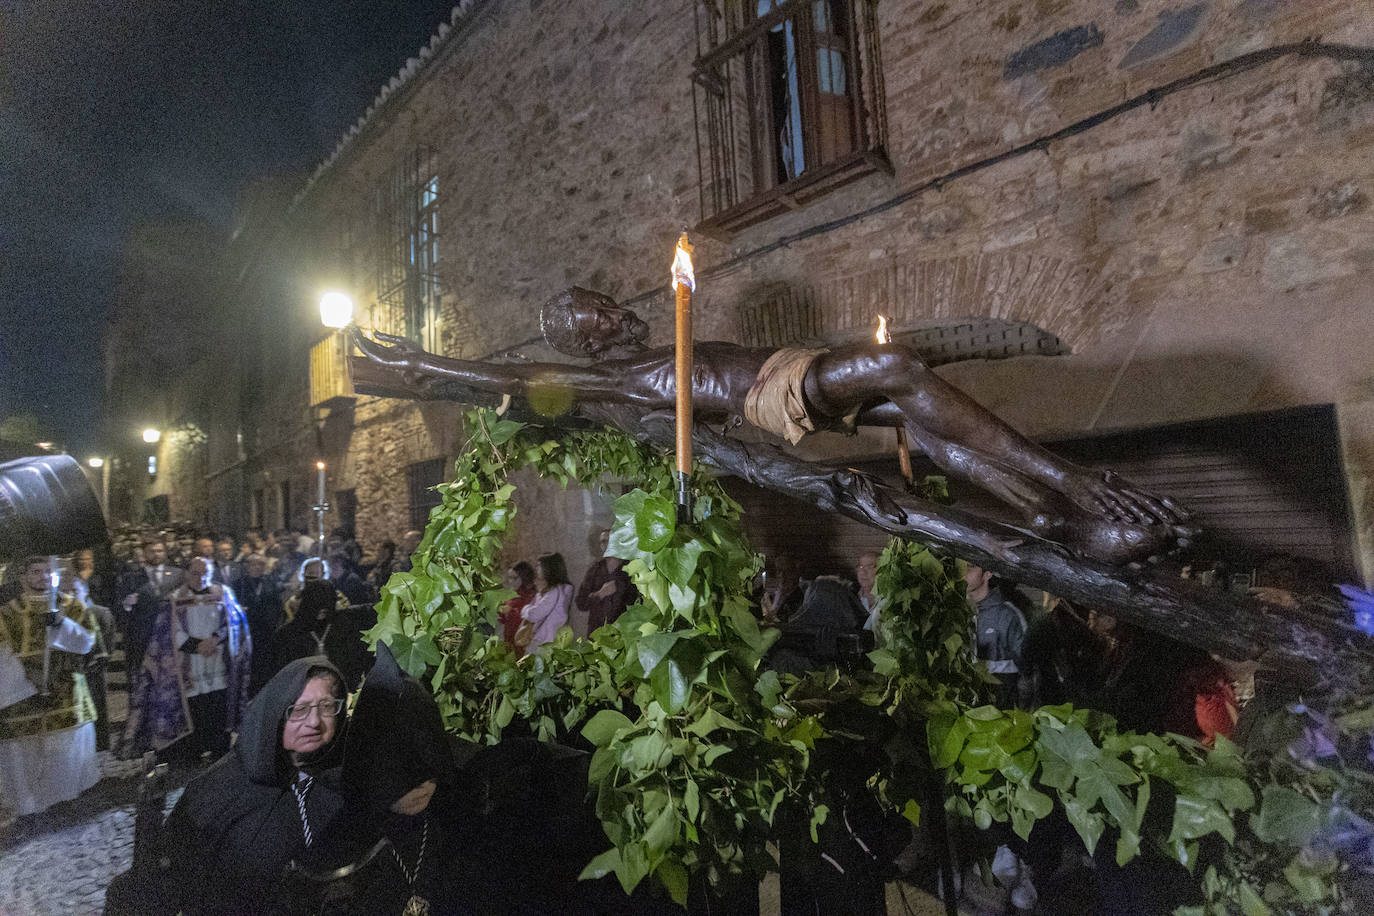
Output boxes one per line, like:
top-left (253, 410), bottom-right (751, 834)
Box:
top-left (312, 460), bottom-right (328, 555)
top-left (315, 292), bottom-right (353, 555)
top-left (87, 456), bottom-right (109, 517)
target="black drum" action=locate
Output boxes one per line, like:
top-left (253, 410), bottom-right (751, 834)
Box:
top-left (0, 455), bottom-right (107, 561)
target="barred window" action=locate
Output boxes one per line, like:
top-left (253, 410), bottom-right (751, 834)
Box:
top-left (374, 147), bottom-right (441, 349)
top-left (405, 457), bottom-right (447, 530)
top-left (694, 0), bottom-right (888, 233)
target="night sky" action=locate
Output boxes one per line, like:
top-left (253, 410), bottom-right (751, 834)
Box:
top-left (0, 0), bottom-right (459, 456)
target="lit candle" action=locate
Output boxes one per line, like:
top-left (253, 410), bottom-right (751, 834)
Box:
top-left (876, 316), bottom-right (915, 486)
top-left (672, 232), bottom-right (696, 522)
top-left (316, 460), bottom-right (326, 508)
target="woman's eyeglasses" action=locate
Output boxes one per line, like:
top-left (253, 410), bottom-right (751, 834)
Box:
top-left (284, 698), bottom-right (345, 721)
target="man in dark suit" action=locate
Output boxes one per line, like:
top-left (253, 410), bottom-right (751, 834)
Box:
top-left (212, 538), bottom-right (241, 594)
top-left (236, 554), bottom-right (283, 695)
top-left (119, 537), bottom-right (183, 679)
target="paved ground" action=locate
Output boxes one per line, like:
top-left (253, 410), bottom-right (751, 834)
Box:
top-left (0, 754), bottom-right (181, 916)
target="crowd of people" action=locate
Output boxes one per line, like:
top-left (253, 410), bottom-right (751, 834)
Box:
top-left (0, 509), bottom-right (1335, 914)
top-left (0, 524), bottom-right (429, 819)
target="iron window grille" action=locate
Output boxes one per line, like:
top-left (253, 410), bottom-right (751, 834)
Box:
top-left (374, 147), bottom-right (441, 349)
top-left (693, 0), bottom-right (889, 234)
top-left (405, 457), bottom-right (448, 530)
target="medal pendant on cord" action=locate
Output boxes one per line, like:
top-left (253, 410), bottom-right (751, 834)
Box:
top-left (402, 894), bottom-right (430, 916)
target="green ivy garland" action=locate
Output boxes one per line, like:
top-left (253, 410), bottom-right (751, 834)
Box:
top-left (365, 408), bottom-right (1365, 913)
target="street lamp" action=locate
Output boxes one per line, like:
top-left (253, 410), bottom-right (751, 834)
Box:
top-left (142, 428), bottom-right (161, 444)
top-left (319, 291), bottom-right (355, 329)
top-left (87, 457), bottom-right (109, 516)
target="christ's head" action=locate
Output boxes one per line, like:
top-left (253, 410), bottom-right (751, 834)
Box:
top-left (540, 287), bottom-right (649, 359)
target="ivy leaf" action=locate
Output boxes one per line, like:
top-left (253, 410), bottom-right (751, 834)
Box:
top-left (724, 602), bottom-right (765, 654)
top-left (1075, 761), bottom-right (1137, 829)
top-left (650, 656), bottom-right (691, 714)
top-left (1169, 793), bottom-right (1235, 845)
top-left (486, 419), bottom-right (525, 445)
top-left (684, 778), bottom-right (700, 822)
top-left (1237, 881), bottom-right (1272, 916)
top-left (868, 647), bottom-right (898, 676)
top-left (578, 846), bottom-right (621, 882)
top-left (636, 631), bottom-right (681, 676)
top-left (901, 799), bottom-right (921, 826)
top-left (667, 582), bottom-right (698, 619)
top-left (634, 495), bottom-right (676, 552)
top-left (588, 745), bottom-right (617, 783)
top-left (615, 845), bottom-right (651, 895)
top-left (656, 541), bottom-right (703, 588)
top-left (644, 804), bottom-right (679, 862)
top-left (1282, 857), bottom-right (1332, 903)
top-left (1064, 798), bottom-right (1105, 855)
top-left (387, 632), bottom-right (441, 677)
top-left (656, 858), bottom-right (689, 907)
top-left (582, 709), bottom-right (635, 747)
top-left (755, 669), bottom-right (782, 709)
top-left (1252, 785), bottom-right (1323, 847)
top-left (1190, 775), bottom-right (1255, 813)
top-left (927, 716), bottom-right (971, 770)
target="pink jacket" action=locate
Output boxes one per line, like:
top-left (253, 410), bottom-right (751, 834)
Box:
top-left (521, 583), bottom-right (573, 649)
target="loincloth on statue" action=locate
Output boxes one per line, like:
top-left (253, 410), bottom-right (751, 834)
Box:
top-left (743, 348), bottom-right (859, 445)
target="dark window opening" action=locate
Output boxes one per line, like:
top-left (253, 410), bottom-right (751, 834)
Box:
top-left (142, 494), bottom-right (170, 526)
top-left (406, 457), bottom-right (448, 531)
top-left (335, 488), bottom-right (357, 540)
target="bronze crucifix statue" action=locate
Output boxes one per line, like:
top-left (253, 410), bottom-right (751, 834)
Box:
top-left (353, 287), bottom-right (1191, 567)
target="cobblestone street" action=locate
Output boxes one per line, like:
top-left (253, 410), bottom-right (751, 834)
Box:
top-left (0, 755), bottom-right (179, 916)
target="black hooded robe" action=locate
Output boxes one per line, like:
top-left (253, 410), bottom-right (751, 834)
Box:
top-left (156, 656), bottom-right (350, 916)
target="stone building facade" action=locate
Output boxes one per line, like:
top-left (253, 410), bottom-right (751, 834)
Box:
top-left (177, 0), bottom-right (1372, 584)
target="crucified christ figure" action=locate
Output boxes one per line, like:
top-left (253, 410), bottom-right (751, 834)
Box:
top-left (353, 287), bottom-right (1192, 565)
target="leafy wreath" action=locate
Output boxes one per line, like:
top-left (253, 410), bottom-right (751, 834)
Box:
top-left (365, 408), bottom-right (1372, 914)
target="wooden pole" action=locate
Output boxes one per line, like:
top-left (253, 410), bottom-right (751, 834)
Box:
top-left (673, 232), bottom-right (695, 523)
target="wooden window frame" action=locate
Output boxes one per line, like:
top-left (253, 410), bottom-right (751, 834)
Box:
top-left (693, 0), bottom-right (890, 235)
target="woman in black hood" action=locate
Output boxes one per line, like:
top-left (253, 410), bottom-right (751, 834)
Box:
top-left (274, 578), bottom-right (370, 690)
top-left (151, 656), bottom-right (350, 915)
top-left (290, 640), bottom-right (469, 916)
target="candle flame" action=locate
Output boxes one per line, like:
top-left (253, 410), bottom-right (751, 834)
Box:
top-left (875, 314), bottom-right (891, 345)
top-left (671, 232), bottom-right (695, 292)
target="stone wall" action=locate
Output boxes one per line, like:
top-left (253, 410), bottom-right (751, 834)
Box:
top-left (233, 0), bottom-right (1373, 580)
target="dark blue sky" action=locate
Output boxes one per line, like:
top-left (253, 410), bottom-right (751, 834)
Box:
top-left (0, 0), bottom-right (458, 454)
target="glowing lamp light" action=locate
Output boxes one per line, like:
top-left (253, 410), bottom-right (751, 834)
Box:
top-left (142, 428), bottom-right (161, 444)
top-left (35, 441), bottom-right (54, 450)
top-left (319, 290), bottom-right (355, 329)
top-left (315, 460), bottom-right (326, 470)
top-left (87, 457), bottom-right (105, 468)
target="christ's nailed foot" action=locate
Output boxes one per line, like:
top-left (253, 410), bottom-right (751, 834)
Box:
top-left (1061, 468), bottom-right (1191, 527)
